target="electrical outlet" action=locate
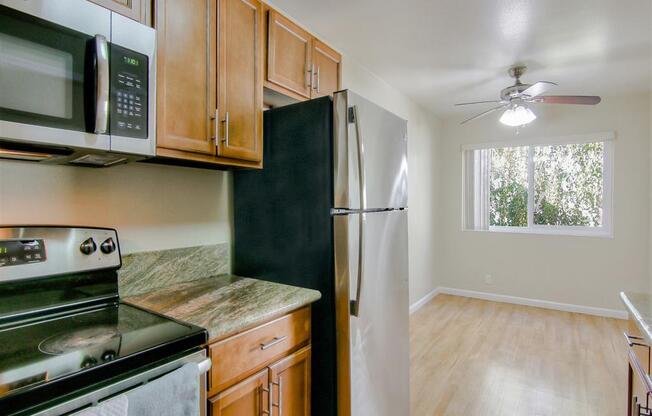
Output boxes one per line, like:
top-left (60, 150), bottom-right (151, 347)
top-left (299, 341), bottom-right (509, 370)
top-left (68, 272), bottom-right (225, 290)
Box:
top-left (484, 274), bottom-right (493, 285)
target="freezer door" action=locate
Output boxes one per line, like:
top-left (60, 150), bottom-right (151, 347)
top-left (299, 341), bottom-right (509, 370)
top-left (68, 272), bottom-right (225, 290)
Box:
top-left (334, 210), bottom-right (409, 416)
top-left (333, 90), bottom-right (408, 210)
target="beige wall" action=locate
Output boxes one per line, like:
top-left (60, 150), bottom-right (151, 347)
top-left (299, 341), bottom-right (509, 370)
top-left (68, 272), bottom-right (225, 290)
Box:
top-left (0, 162), bottom-right (232, 254)
top-left (438, 94), bottom-right (651, 311)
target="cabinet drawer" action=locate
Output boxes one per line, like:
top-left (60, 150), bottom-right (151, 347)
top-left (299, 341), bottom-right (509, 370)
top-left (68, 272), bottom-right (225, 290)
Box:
top-left (208, 307), bottom-right (311, 395)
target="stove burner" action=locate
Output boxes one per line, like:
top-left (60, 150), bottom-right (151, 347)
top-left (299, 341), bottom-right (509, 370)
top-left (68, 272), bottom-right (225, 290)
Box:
top-left (38, 326), bottom-right (122, 355)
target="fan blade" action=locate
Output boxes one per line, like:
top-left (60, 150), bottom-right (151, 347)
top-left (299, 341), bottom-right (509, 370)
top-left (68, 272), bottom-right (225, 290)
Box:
top-left (521, 81), bottom-right (557, 98)
top-left (535, 95), bottom-right (602, 105)
top-left (460, 104), bottom-right (507, 124)
top-left (454, 100), bottom-right (502, 106)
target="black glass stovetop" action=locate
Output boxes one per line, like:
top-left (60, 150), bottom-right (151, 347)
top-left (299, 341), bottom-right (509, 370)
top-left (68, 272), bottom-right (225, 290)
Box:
top-left (0, 302), bottom-right (207, 413)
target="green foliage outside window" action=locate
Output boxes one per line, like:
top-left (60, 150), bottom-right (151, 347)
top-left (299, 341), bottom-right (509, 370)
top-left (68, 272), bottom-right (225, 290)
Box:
top-left (488, 142), bottom-right (604, 228)
top-left (489, 147), bottom-right (528, 226)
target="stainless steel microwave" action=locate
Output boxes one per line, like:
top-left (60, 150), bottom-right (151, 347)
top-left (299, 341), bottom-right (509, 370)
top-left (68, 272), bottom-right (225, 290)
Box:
top-left (0, 0), bottom-right (156, 167)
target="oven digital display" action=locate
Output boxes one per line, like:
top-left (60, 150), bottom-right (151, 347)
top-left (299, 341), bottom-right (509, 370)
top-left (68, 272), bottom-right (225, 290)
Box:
top-left (0, 240), bottom-right (46, 267)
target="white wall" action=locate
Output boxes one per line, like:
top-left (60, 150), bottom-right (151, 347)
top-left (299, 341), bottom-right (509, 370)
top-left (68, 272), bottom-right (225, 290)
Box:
top-left (438, 94), bottom-right (651, 311)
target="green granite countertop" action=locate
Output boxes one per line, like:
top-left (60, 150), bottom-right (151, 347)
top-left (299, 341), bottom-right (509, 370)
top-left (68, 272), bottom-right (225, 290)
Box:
top-left (621, 292), bottom-right (652, 344)
top-left (125, 275), bottom-right (321, 342)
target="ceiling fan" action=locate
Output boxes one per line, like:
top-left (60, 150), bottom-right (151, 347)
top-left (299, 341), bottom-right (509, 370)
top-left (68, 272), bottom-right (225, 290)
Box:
top-left (456, 65), bottom-right (601, 126)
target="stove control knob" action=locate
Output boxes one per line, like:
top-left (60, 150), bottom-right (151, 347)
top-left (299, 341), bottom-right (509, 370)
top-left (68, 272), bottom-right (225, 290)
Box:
top-left (80, 238), bottom-right (97, 255)
top-left (81, 356), bottom-right (98, 368)
top-left (102, 350), bottom-right (117, 362)
top-left (100, 238), bottom-right (116, 254)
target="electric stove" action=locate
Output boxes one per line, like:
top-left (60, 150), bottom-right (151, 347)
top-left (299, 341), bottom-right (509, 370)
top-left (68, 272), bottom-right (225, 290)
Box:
top-left (0, 226), bottom-right (208, 416)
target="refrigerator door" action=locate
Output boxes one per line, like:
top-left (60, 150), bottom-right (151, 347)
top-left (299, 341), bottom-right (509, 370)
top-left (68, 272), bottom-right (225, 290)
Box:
top-left (334, 209), bottom-right (409, 416)
top-left (334, 90), bottom-right (408, 210)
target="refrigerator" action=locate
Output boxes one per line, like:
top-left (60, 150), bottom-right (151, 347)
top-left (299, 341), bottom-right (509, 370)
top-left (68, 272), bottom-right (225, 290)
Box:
top-left (234, 90), bottom-right (409, 416)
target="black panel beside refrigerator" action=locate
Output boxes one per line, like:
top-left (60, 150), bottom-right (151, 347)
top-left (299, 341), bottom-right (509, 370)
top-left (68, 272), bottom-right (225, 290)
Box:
top-left (233, 97), bottom-right (337, 416)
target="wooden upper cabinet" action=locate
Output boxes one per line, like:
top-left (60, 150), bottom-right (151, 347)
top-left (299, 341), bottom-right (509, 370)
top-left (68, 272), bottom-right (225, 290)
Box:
top-left (155, 0), bottom-right (217, 155)
top-left (217, 0), bottom-right (263, 162)
top-left (89, 0), bottom-right (149, 24)
top-left (268, 346), bottom-right (311, 416)
top-left (311, 39), bottom-right (341, 98)
top-left (210, 369), bottom-right (269, 416)
top-left (266, 10), bottom-right (312, 99)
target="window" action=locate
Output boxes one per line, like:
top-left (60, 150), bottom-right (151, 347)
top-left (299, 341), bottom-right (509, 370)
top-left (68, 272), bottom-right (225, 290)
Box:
top-left (463, 134), bottom-right (613, 236)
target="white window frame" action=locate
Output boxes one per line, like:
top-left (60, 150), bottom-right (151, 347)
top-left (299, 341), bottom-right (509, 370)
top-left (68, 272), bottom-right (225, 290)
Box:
top-left (462, 132), bottom-right (615, 238)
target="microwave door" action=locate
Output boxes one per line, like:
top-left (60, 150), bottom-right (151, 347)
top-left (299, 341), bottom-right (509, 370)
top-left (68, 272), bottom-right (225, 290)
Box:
top-left (0, 1), bottom-right (111, 151)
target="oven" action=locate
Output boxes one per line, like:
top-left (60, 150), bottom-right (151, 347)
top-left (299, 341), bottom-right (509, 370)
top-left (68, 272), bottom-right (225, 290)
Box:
top-left (0, 0), bottom-right (156, 166)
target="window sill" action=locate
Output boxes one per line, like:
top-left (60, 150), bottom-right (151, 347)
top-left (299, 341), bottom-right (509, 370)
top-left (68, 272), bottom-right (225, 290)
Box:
top-left (464, 226), bottom-right (613, 239)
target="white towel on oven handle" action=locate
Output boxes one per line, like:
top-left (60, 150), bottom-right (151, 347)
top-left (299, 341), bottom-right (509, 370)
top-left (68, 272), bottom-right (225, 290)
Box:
top-left (126, 362), bottom-right (200, 416)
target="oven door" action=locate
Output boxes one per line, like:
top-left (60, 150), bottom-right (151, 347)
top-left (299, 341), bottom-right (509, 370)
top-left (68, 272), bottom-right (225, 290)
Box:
top-left (0, 0), bottom-right (111, 151)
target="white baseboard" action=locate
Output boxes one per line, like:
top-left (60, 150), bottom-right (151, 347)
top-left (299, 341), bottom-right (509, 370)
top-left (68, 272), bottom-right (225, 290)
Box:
top-left (409, 287), bottom-right (440, 314)
top-left (437, 287), bottom-right (628, 320)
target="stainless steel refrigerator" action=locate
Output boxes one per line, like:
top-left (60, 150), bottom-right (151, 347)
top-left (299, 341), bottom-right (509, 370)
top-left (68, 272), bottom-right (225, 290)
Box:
top-left (234, 90), bottom-right (409, 416)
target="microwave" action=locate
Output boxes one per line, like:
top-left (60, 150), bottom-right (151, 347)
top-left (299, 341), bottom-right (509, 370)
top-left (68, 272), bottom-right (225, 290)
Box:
top-left (0, 0), bottom-right (156, 167)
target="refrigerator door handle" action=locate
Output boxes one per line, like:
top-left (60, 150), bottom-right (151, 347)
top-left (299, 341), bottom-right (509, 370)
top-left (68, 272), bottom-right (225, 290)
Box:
top-left (349, 105), bottom-right (367, 210)
top-left (350, 104), bottom-right (365, 317)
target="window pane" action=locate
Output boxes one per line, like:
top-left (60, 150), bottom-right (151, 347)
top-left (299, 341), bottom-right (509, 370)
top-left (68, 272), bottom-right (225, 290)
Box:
top-left (533, 142), bottom-right (604, 226)
top-left (490, 146), bottom-right (528, 227)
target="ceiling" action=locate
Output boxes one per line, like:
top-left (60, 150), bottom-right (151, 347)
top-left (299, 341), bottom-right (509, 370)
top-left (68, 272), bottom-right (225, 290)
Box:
top-left (271, 0), bottom-right (652, 118)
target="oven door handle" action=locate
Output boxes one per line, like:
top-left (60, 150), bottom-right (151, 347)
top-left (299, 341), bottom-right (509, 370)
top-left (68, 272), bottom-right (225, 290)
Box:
top-left (93, 35), bottom-right (109, 134)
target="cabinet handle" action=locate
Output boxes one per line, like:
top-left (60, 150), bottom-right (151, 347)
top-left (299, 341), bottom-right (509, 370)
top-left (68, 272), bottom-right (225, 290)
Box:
top-left (260, 336), bottom-right (287, 350)
top-left (272, 378), bottom-right (282, 416)
top-left (624, 332), bottom-right (648, 348)
top-left (316, 66), bottom-right (320, 93)
top-left (211, 108), bottom-right (219, 144)
top-left (306, 64), bottom-right (313, 88)
top-left (260, 384), bottom-right (270, 416)
top-left (221, 112), bottom-right (230, 146)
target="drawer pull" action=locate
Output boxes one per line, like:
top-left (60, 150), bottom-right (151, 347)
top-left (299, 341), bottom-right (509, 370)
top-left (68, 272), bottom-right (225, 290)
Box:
top-left (260, 336), bottom-right (287, 351)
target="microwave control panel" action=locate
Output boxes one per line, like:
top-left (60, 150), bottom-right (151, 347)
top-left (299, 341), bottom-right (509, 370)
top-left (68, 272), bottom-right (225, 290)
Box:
top-left (110, 44), bottom-right (148, 139)
top-left (0, 240), bottom-right (46, 267)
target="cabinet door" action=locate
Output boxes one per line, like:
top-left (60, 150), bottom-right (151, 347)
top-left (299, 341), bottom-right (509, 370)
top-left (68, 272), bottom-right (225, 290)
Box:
top-left (210, 369), bottom-right (270, 416)
top-left (310, 39), bottom-right (341, 98)
top-left (89, 0), bottom-right (148, 24)
top-left (217, 0), bottom-right (263, 162)
top-left (155, 0), bottom-right (217, 155)
top-left (266, 11), bottom-right (312, 99)
top-left (268, 346), bottom-right (311, 416)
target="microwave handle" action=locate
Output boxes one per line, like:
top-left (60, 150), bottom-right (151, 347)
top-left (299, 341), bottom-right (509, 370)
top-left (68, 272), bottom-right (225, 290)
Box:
top-left (93, 35), bottom-right (109, 134)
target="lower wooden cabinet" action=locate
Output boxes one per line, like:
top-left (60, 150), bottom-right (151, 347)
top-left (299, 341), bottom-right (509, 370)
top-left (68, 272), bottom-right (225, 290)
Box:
top-left (207, 307), bottom-right (312, 416)
top-left (268, 346), bottom-right (311, 416)
top-left (210, 369), bottom-right (269, 416)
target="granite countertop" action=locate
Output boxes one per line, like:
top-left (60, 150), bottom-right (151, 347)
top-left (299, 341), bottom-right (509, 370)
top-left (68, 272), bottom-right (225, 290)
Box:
top-left (125, 275), bottom-right (321, 342)
top-left (621, 292), bottom-right (652, 343)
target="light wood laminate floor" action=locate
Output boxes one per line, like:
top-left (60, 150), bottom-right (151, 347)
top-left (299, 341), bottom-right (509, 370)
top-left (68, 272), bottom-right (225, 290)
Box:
top-left (410, 294), bottom-right (628, 416)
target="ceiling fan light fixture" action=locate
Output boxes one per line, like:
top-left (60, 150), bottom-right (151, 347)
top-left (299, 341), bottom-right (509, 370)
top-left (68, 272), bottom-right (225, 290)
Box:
top-left (499, 105), bottom-right (536, 127)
